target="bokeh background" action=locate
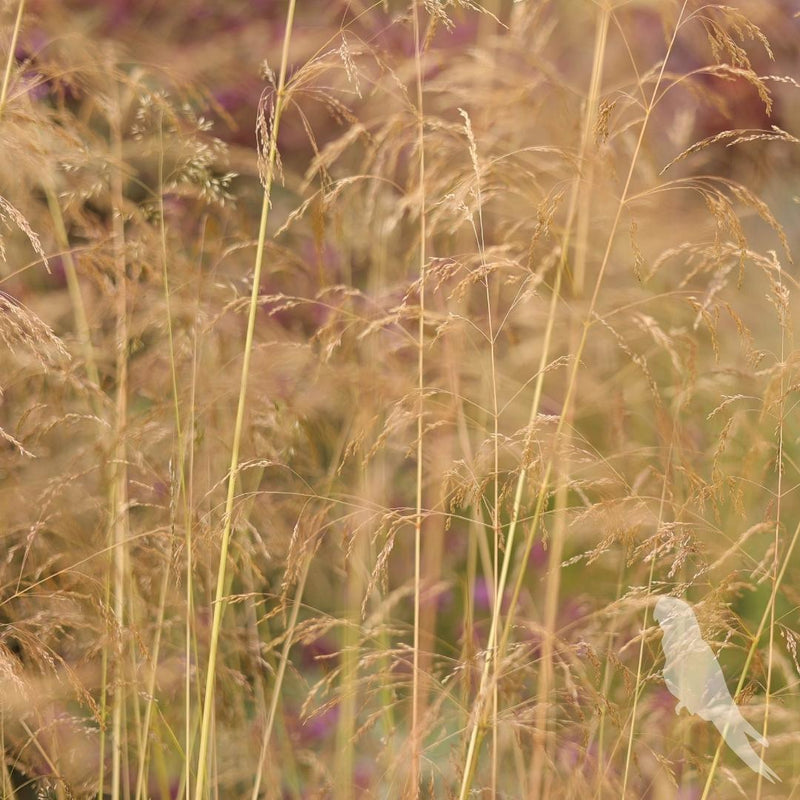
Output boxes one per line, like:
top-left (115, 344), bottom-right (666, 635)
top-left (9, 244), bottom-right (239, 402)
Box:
top-left (1, 1), bottom-right (799, 798)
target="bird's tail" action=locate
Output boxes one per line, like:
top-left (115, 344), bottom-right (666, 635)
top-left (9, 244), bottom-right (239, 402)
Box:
top-left (739, 715), bottom-right (768, 747)
top-left (718, 724), bottom-right (780, 783)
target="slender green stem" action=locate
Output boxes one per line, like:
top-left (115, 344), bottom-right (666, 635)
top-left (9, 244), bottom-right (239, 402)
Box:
top-left (755, 275), bottom-right (785, 800)
top-left (699, 509), bottom-right (800, 799)
top-left (158, 106), bottom-right (184, 449)
top-left (132, 104), bottom-right (187, 800)
top-left (463, 110), bottom-right (500, 798)
top-left (192, 3), bottom-right (297, 797)
top-left (45, 186), bottom-right (102, 403)
top-left (410, 1), bottom-right (426, 797)
top-left (133, 558), bottom-right (171, 800)
top-left (592, 559), bottom-right (626, 798)
top-left (108, 73), bottom-right (130, 800)
top-left (181, 217), bottom-right (205, 800)
top-left (458, 5), bottom-right (690, 796)
top-left (700, 271), bottom-right (791, 798)
top-left (0, 0), bottom-right (24, 119)
top-left (133, 109), bottom-right (193, 798)
top-left (250, 556), bottom-right (311, 800)
top-left (621, 459), bottom-right (670, 796)
top-left (529, 10), bottom-right (610, 795)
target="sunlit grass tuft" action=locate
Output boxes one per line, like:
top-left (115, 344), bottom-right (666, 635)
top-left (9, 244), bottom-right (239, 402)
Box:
top-left (0, 1), bottom-right (798, 798)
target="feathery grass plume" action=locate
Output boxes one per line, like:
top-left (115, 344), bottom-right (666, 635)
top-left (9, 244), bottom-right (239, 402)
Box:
top-left (0, 0), bottom-right (798, 797)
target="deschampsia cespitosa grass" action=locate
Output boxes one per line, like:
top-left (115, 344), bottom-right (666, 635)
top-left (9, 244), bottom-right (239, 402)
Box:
top-left (0, 1), bottom-right (798, 798)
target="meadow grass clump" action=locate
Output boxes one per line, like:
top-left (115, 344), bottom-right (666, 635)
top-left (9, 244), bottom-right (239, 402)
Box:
top-left (0, 0), bottom-right (798, 798)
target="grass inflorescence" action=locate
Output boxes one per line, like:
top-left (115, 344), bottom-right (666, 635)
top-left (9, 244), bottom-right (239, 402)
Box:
top-left (0, 1), bottom-right (798, 798)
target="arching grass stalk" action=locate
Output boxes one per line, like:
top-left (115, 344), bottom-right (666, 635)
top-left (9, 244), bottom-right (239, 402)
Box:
top-left (457, 2), bottom-right (606, 793)
top-left (108, 74), bottom-right (131, 800)
top-left (700, 270), bottom-right (793, 800)
top-left (755, 269), bottom-right (787, 800)
top-left (457, 4), bottom-right (691, 797)
top-left (176, 217), bottom-right (205, 800)
top-left (192, 2), bottom-right (297, 798)
top-left (134, 105), bottom-right (188, 800)
top-left (250, 556), bottom-right (311, 800)
top-left (498, 0), bottom-right (691, 677)
top-left (0, 0), bottom-right (25, 118)
top-left (621, 431), bottom-right (676, 796)
top-left (458, 153), bottom-right (570, 800)
top-left (133, 547), bottom-right (171, 800)
top-left (528, 7), bottom-right (610, 797)
top-left (457, 104), bottom-right (500, 795)
top-left (592, 558), bottom-right (626, 798)
top-left (410, 0), bottom-right (426, 796)
top-left (698, 512), bottom-right (800, 800)
top-left (45, 186), bottom-right (102, 403)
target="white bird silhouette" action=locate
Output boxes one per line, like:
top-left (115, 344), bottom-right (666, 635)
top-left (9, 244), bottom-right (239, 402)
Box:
top-left (653, 596), bottom-right (779, 783)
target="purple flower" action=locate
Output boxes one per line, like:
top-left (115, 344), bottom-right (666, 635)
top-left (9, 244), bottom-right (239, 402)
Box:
top-left (299, 704), bottom-right (338, 744)
top-left (472, 576), bottom-right (514, 613)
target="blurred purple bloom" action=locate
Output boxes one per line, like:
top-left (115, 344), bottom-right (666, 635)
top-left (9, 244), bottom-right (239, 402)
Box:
top-left (299, 704), bottom-right (338, 744)
top-left (528, 539), bottom-right (548, 570)
top-left (472, 576), bottom-right (513, 613)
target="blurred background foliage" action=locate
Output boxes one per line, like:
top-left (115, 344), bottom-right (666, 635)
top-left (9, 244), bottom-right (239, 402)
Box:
top-left (0, 0), bottom-right (799, 798)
